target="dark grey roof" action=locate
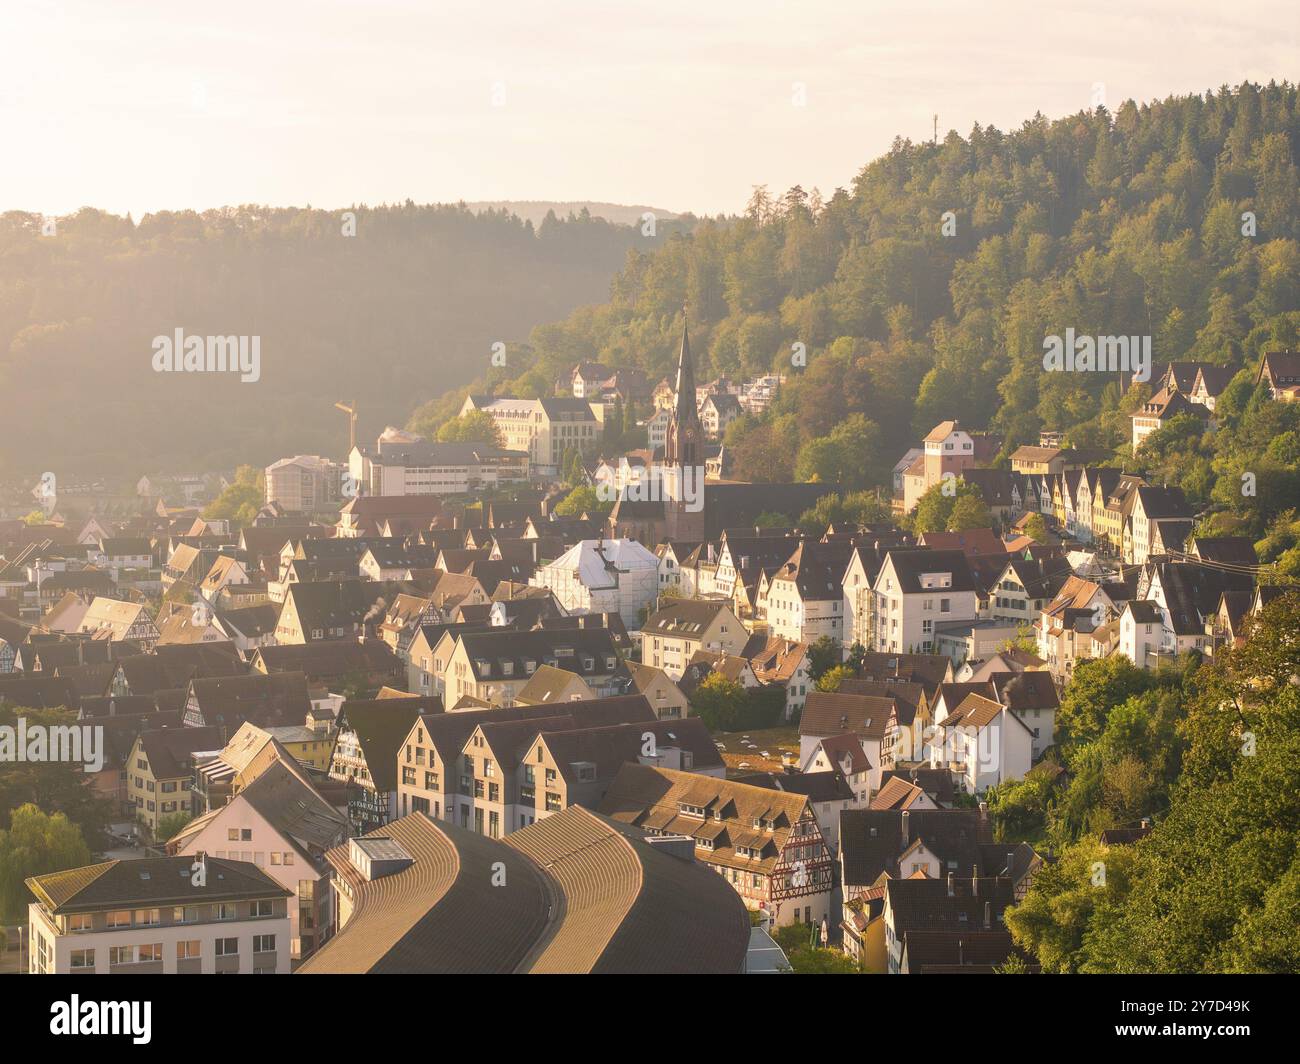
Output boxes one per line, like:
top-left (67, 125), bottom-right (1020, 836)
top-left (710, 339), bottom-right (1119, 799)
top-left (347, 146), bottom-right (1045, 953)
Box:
top-left (841, 808), bottom-right (990, 887)
top-left (884, 549), bottom-right (977, 594)
top-left (27, 855), bottom-right (290, 914)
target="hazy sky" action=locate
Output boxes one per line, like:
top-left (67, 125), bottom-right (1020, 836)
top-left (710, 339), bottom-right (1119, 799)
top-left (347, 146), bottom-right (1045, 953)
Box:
top-left (2, 0), bottom-right (1296, 218)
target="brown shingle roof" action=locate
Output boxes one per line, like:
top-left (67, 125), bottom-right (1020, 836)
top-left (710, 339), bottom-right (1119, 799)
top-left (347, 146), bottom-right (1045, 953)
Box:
top-left (599, 763), bottom-right (811, 876)
top-left (799, 691), bottom-right (894, 742)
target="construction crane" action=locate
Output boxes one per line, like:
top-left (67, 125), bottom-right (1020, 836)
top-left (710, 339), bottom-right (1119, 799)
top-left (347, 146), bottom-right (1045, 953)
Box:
top-left (334, 400), bottom-right (357, 453)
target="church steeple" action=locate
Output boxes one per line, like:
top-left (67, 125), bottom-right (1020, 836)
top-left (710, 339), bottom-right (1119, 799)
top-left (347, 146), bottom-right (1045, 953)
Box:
top-left (662, 312), bottom-right (706, 541)
top-left (666, 314), bottom-right (702, 468)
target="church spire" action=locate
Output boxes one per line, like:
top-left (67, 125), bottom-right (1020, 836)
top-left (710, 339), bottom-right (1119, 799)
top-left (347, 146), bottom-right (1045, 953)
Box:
top-left (666, 313), bottom-right (702, 469)
top-left (672, 312), bottom-right (698, 432)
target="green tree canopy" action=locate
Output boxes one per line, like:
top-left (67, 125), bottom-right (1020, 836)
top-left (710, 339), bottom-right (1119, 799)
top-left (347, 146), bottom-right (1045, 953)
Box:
top-left (0, 803), bottom-right (92, 922)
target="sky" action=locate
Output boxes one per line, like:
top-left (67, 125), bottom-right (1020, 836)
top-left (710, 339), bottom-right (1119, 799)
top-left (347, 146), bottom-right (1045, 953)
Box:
top-left (2, 0), bottom-right (1296, 219)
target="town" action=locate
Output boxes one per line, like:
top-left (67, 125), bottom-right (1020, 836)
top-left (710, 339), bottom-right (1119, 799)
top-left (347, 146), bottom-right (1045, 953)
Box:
top-left (0, 0), bottom-right (1296, 1001)
top-left (2, 318), bottom-right (1296, 975)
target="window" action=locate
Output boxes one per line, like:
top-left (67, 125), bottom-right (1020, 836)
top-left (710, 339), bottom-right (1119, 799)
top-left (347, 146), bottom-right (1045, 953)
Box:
top-left (253, 934), bottom-right (276, 953)
top-left (227, 828), bottom-right (240, 841)
top-left (215, 938), bottom-right (239, 957)
top-left (216, 903), bottom-right (237, 921)
top-left (70, 949), bottom-right (95, 970)
top-left (138, 943), bottom-right (163, 963)
top-left (106, 910), bottom-right (131, 929)
top-left (134, 908), bottom-right (160, 927)
top-left (69, 914), bottom-right (92, 933)
top-left (251, 900), bottom-right (275, 918)
top-left (177, 940), bottom-right (200, 960)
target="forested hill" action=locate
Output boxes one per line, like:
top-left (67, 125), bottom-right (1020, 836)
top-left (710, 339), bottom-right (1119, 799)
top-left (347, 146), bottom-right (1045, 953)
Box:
top-left (0, 203), bottom-right (688, 474)
top-left (462, 202), bottom-right (680, 226)
top-left (414, 82), bottom-right (1300, 548)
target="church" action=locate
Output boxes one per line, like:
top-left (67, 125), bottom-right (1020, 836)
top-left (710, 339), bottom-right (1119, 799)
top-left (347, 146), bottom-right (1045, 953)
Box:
top-left (606, 322), bottom-right (832, 545)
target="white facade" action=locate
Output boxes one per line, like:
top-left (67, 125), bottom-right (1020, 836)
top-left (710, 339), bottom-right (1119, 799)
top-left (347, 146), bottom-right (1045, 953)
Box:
top-left (529, 538), bottom-right (660, 627)
top-left (873, 556), bottom-right (979, 655)
top-left (930, 708), bottom-right (1034, 794)
top-left (28, 906), bottom-right (290, 975)
top-left (174, 799), bottom-right (339, 959)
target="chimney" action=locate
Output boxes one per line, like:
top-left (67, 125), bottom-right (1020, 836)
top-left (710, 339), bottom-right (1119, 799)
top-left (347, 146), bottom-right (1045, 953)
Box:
top-left (983, 900), bottom-right (991, 930)
top-left (1006, 850), bottom-right (1016, 876)
top-left (978, 800), bottom-right (988, 824)
top-left (972, 867), bottom-right (979, 896)
top-left (1140, 817), bottom-right (1151, 829)
top-left (900, 809), bottom-right (910, 845)
top-left (946, 872), bottom-right (954, 897)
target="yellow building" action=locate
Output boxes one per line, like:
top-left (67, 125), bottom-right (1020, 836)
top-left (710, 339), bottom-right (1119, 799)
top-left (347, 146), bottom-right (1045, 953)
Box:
top-left (126, 726), bottom-right (223, 839)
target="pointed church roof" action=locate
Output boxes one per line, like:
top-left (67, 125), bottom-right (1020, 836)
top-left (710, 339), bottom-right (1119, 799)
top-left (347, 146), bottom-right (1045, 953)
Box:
top-left (673, 318), bottom-right (698, 426)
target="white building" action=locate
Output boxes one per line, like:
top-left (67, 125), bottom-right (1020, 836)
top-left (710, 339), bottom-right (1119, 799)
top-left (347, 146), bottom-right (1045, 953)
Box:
top-left (168, 758), bottom-right (349, 960)
top-left (763, 541), bottom-right (846, 644)
top-left (645, 407), bottom-right (672, 452)
top-left (930, 693), bottom-right (1034, 794)
top-left (348, 437), bottom-right (528, 497)
top-left (1118, 600), bottom-right (1173, 669)
top-left (529, 538), bottom-right (660, 627)
top-left (264, 455), bottom-right (344, 513)
top-left (26, 855), bottom-right (292, 974)
top-left (873, 550), bottom-right (979, 655)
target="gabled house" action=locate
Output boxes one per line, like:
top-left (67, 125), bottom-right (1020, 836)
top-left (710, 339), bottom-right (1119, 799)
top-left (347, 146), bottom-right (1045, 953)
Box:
top-left (746, 637), bottom-right (812, 719)
top-left (513, 664), bottom-right (594, 706)
top-left (873, 549), bottom-right (978, 654)
top-left (883, 874), bottom-right (1016, 974)
top-left (930, 693), bottom-right (1034, 793)
top-left (329, 695), bottom-right (437, 833)
top-left (444, 627), bottom-right (625, 706)
top-left (395, 694), bottom-right (657, 829)
top-left (798, 691), bottom-right (893, 789)
top-left (79, 597), bottom-right (160, 649)
top-left (599, 763), bottom-right (836, 929)
top-left (1131, 386), bottom-right (1210, 454)
top-left (624, 661), bottom-right (689, 720)
top-left (181, 671), bottom-right (314, 740)
top-left (764, 541), bottom-right (846, 643)
top-left (274, 579), bottom-right (392, 644)
top-left (125, 725), bottom-right (222, 838)
top-left (1256, 351), bottom-right (1300, 401)
top-left (168, 757), bottom-right (349, 959)
top-left (1126, 485), bottom-right (1192, 565)
top-left (640, 600), bottom-right (748, 679)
